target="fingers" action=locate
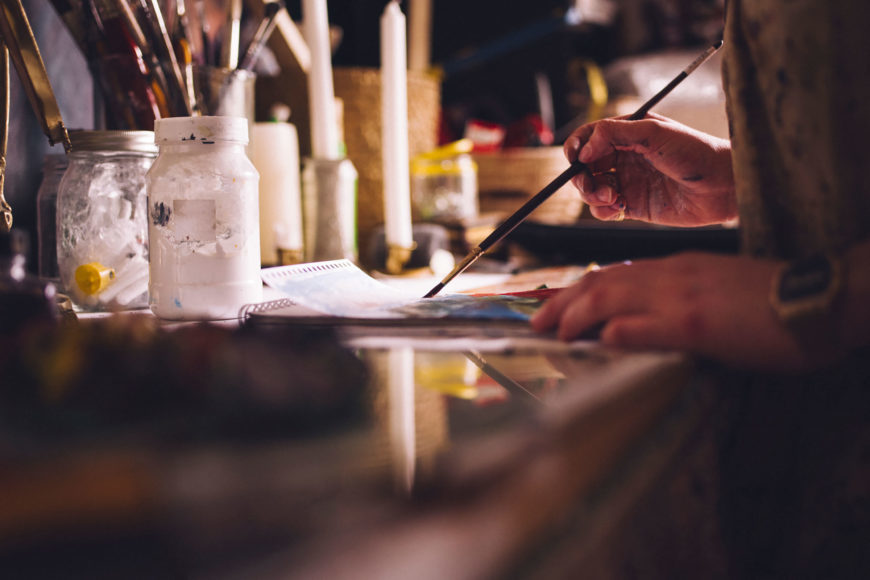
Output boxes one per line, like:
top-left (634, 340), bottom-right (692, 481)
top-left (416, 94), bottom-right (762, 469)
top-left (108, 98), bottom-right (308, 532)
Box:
top-left (599, 315), bottom-right (684, 350)
top-left (531, 253), bottom-right (716, 350)
top-left (563, 123), bottom-right (595, 162)
top-left (564, 121), bottom-right (629, 171)
top-left (574, 170), bottom-right (618, 205)
top-left (566, 115), bottom-right (702, 168)
top-left (578, 118), bottom-right (661, 164)
top-left (531, 264), bottom-right (643, 340)
top-left (530, 275), bottom-right (594, 333)
top-left (571, 169), bottom-right (626, 221)
top-left (587, 198), bottom-right (626, 221)
top-left (531, 252), bottom-right (810, 372)
top-left (564, 119), bottom-right (665, 219)
top-left (563, 115), bottom-right (649, 164)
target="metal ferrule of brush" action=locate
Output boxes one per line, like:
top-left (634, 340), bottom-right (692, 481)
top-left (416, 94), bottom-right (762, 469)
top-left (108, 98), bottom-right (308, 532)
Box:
top-left (424, 246), bottom-right (484, 298)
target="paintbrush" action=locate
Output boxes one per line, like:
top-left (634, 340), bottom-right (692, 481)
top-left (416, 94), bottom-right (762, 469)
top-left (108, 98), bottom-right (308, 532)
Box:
top-left (238, 0), bottom-right (283, 71)
top-left (138, 0), bottom-right (193, 115)
top-left (219, 0), bottom-right (243, 69)
top-left (172, 0), bottom-right (199, 113)
top-left (423, 39), bottom-right (724, 298)
top-left (114, 0), bottom-right (172, 115)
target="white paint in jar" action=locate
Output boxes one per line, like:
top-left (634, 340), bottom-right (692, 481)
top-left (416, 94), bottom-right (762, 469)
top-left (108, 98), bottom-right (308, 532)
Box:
top-left (147, 116), bottom-right (263, 320)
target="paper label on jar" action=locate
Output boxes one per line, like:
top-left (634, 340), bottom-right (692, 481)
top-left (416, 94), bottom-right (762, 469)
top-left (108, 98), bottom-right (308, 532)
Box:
top-left (172, 199), bottom-right (216, 242)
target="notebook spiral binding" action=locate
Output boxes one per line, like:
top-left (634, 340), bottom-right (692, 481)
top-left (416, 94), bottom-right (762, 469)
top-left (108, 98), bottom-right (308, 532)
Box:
top-left (240, 260), bottom-right (358, 322)
top-left (261, 260), bottom-right (354, 280)
top-left (237, 297), bottom-right (298, 322)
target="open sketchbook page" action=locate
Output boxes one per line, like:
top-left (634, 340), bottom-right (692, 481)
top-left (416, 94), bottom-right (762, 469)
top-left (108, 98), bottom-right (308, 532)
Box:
top-left (245, 260), bottom-right (548, 326)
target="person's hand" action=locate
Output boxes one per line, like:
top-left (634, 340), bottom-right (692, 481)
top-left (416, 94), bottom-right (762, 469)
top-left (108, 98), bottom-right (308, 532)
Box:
top-left (565, 114), bottom-right (736, 226)
top-left (531, 252), bottom-right (840, 373)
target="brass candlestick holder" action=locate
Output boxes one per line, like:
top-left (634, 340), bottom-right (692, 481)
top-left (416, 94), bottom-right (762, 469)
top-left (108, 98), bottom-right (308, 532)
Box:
top-left (385, 242), bottom-right (415, 275)
top-left (369, 223), bottom-right (453, 277)
top-left (276, 247), bottom-right (304, 266)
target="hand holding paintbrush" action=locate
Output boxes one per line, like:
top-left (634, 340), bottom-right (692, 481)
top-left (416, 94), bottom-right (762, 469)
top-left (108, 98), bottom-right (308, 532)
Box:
top-left (423, 40), bottom-right (724, 298)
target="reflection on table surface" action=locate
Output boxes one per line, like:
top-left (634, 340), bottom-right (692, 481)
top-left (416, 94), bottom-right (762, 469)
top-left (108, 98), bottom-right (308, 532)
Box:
top-left (1, 275), bottom-right (697, 579)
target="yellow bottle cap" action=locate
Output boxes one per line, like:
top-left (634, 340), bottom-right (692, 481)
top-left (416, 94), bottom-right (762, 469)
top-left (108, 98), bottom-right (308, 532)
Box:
top-left (75, 262), bottom-right (116, 295)
top-left (413, 139), bottom-right (474, 162)
top-left (411, 139), bottom-right (478, 177)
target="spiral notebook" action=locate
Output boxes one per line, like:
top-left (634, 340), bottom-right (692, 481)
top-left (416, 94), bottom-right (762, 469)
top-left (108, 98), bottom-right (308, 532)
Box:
top-left (241, 260), bottom-right (548, 329)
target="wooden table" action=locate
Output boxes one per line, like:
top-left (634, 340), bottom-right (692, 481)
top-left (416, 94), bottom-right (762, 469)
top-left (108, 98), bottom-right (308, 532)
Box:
top-left (1, 271), bottom-right (723, 579)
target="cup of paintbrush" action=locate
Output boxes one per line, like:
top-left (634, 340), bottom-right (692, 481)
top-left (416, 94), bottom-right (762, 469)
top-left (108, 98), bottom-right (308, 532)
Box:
top-left (135, 0), bottom-right (194, 117)
top-left (191, 64), bottom-right (255, 123)
top-left (238, 0), bottom-right (284, 72)
top-left (195, 1), bottom-right (283, 126)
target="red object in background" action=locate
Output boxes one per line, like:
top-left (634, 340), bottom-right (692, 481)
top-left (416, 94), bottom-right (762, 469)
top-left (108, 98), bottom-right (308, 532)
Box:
top-left (464, 119), bottom-right (506, 152)
top-left (456, 114), bottom-right (555, 151)
top-left (503, 114), bottom-right (554, 148)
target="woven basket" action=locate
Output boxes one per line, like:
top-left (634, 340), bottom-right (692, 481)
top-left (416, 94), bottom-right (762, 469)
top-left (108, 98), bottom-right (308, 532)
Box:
top-left (473, 147), bottom-right (583, 224)
top-left (333, 67), bottom-right (441, 256)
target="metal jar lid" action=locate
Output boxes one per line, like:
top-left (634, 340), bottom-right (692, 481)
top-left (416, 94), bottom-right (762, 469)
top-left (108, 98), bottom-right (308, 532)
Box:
top-left (67, 130), bottom-right (158, 154)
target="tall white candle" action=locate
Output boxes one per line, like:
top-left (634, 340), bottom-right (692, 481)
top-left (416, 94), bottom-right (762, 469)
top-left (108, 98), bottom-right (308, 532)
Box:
top-left (303, 0), bottom-right (340, 159)
top-left (381, 0), bottom-right (413, 250)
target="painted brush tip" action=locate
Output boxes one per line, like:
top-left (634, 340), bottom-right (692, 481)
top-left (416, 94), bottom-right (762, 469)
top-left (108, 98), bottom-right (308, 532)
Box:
top-left (423, 282), bottom-right (445, 299)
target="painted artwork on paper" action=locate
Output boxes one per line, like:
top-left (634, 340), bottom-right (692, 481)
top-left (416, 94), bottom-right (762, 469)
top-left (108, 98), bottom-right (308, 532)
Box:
top-left (259, 260), bottom-right (546, 322)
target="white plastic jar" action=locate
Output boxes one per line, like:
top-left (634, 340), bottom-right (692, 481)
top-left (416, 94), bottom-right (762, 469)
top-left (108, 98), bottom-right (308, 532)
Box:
top-left (146, 116), bottom-right (262, 320)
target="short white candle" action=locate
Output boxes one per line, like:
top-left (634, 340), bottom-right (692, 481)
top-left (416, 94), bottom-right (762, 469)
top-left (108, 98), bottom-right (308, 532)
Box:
top-left (250, 121), bottom-right (303, 264)
top-left (303, 0), bottom-right (340, 159)
top-left (381, 0), bottom-right (413, 250)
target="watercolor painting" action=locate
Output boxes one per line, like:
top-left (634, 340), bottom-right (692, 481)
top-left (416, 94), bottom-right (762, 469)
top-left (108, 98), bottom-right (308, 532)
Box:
top-left (259, 260), bottom-right (547, 323)
top-left (390, 294), bottom-right (542, 321)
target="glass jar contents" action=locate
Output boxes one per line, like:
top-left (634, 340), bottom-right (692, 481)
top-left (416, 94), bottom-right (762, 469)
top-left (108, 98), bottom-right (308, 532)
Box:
top-left (146, 116), bottom-right (262, 320)
top-left (411, 140), bottom-right (479, 222)
top-left (56, 130), bottom-right (156, 312)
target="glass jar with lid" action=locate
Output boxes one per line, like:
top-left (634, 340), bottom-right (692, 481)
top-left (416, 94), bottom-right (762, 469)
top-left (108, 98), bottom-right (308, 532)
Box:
top-left (146, 116), bottom-right (262, 320)
top-left (56, 130), bottom-right (157, 311)
top-left (410, 139), bottom-right (479, 222)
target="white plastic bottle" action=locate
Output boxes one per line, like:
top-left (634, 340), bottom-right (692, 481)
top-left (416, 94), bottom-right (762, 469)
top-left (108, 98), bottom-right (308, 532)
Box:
top-left (146, 116), bottom-right (263, 320)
